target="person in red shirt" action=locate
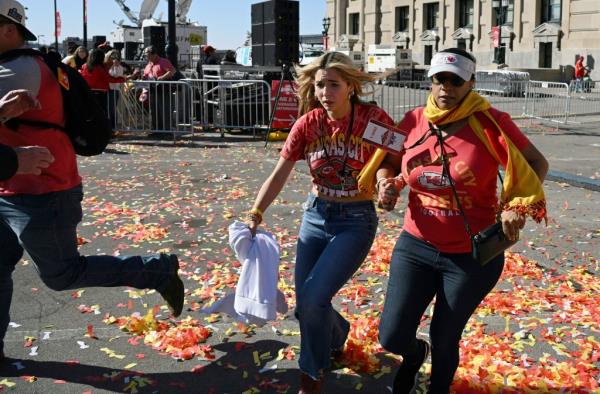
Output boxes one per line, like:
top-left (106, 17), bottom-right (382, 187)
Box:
top-left (140, 45), bottom-right (176, 134)
top-left (0, 89), bottom-right (53, 180)
top-left (375, 48), bottom-right (548, 393)
top-left (80, 49), bottom-right (126, 128)
top-left (0, 0), bottom-right (184, 362)
top-left (246, 52), bottom-right (394, 393)
top-left (574, 55), bottom-right (587, 93)
top-left (80, 49), bottom-right (126, 91)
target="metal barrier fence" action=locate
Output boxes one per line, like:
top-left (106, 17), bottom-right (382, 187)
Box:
top-left (524, 81), bottom-right (571, 124)
top-left (373, 81), bottom-right (431, 121)
top-left (374, 80), bottom-right (531, 122)
top-left (110, 80), bottom-right (195, 136)
top-left (105, 78), bottom-right (599, 136)
top-left (376, 80), bottom-right (576, 126)
top-left (476, 80), bottom-right (529, 117)
top-left (567, 80), bottom-right (600, 121)
top-left (183, 79), bottom-right (272, 137)
top-left (108, 79), bottom-right (272, 137)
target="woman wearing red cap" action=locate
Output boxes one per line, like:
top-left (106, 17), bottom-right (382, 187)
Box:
top-left (375, 48), bottom-right (548, 393)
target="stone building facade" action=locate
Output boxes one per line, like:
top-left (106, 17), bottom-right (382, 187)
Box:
top-left (324, 0), bottom-right (599, 81)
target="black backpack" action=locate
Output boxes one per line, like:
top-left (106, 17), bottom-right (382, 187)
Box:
top-left (0, 48), bottom-right (111, 156)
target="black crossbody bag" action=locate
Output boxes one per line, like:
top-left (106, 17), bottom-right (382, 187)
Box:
top-left (432, 124), bottom-right (517, 266)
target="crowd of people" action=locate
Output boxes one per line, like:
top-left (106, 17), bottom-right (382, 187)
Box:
top-left (0, 1), bottom-right (552, 393)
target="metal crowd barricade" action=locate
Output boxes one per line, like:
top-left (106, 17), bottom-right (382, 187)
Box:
top-left (567, 79), bottom-right (600, 121)
top-left (183, 78), bottom-right (272, 137)
top-left (375, 79), bottom-right (570, 127)
top-left (474, 80), bottom-right (529, 118)
top-left (110, 80), bottom-right (194, 136)
top-left (106, 77), bottom-right (595, 137)
top-left (523, 81), bottom-right (570, 125)
top-left (373, 80), bottom-right (431, 121)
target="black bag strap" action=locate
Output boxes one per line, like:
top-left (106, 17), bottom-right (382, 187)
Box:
top-left (430, 122), bottom-right (504, 241)
top-left (430, 122), bottom-right (475, 239)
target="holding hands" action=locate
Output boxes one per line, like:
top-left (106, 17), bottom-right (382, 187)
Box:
top-left (376, 177), bottom-right (402, 211)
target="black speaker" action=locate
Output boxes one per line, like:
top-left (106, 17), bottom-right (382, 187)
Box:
top-left (113, 42), bottom-right (125, 51)
top-left (92, 35), bottom-right (106, 48)
top-left (143, 26), bottom-right (166, 57)
top-left (124, 41), bottom-right (140, 60)
top-left (251, 0), bottom-right (299, 66)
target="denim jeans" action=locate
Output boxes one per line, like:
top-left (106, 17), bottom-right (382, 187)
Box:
top-left (295, 193), bottom-right (378, 379)
top-left (0, 184), bottom-right (175, 353)
top-left (379, 231), bottom-right (504, 393)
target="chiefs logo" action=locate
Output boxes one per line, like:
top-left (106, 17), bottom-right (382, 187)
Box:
top-left (417, 171), bottom-right (450, 190)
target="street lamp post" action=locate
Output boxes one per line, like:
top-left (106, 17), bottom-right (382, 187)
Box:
top-left (322, 17), bottom-right (331, 51)
top-left (83, 0), bottom-right (88, 49)
top-left (166, 0), bottom-right (178, 68)
top-left (37, 34), bottom-right (45, 49)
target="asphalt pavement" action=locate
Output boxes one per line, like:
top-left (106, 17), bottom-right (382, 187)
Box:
top-left (0, 121), bottom-right (598, 393)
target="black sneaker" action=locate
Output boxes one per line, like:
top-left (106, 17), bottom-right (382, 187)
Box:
top-left (392, 339), bottom-right (430, 394)
top-left (158, 254), bottom-right (184, 318)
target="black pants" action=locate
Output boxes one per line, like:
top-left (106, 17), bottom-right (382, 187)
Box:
top-left (379, 231), bottom-right (504, 392)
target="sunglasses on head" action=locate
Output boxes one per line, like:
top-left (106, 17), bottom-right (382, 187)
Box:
top-left (432, 74), bottom-right (467, 87)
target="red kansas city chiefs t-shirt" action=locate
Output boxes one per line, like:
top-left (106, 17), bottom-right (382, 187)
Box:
top-left (398, 107), bottom-right (530, 253)
top-left (281, 103), bottom-right (394, 198)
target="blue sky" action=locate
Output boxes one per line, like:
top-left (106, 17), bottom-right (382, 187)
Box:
top-left (20, 0), bottom-right (326, 50)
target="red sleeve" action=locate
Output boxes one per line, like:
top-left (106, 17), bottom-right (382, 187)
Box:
top-left (488, 108), bottom-right (529, 150)
top-left (161, 58), bottom-right (175, 72)
top-left (280, 112), bottom-right (311, 162)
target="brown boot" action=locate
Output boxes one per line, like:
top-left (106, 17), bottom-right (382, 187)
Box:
top-left (298, 372), bottom-right (322, 394)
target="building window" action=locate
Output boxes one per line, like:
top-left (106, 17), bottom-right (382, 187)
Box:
top-left (395, 6), bottom-right (409, 32)
top-left (541, 0), bottom-right (561, 23)
top-left (425, 2), bottom-right (439, 30)
top-left (349, 13), bottom-right (360, 35)
top-left (493, 0), bottom-right (514, 26)
top-left (539, 42), bottom-right (553, 68)
top-left (459, 0), bottom-right (474, 28)
top-left (424, 45), bottom-right (433, 65)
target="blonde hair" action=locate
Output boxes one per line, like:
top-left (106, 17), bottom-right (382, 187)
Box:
top-left (294, 51), bottom-right (380, 116)
top-left (104, 49), bottom-right (120, 65)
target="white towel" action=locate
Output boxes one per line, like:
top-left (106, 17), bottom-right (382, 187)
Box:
top-left (201, 221), bottom-right (288, 325)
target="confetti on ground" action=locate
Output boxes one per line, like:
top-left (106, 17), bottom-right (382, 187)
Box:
top-left (2, 144), bottom-right (597, 393)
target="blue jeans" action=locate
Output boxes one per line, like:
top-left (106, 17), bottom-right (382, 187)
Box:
top-left (379, 231), bottom-right (504, 393)
top-left (0, 184), bottom-right (175, 353)
top-left (295, 194), bottom-right (378, 379)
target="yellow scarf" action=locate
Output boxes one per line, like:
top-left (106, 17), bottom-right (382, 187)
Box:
top-left (356, 149), bottom-right (387, 195)
top-left (423, 91), bottom-right (547, 222)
